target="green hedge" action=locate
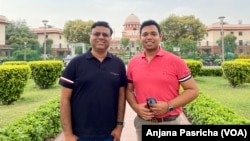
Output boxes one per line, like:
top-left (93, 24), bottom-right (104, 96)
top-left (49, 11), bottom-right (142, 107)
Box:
top-left (0, 65), bottom-right (31, 104)
top-left (185, 92), bottom-right (250, 124)
top-left (0, 97), bottom-right (61, 141)
top-left (29, 60), bottom-right (63, 89)
top-left (2, 61), bottom-right (28, 65)
top-left (198, 67), bottom-right (223, 77)
top-left (222, 61), bottom-right (250, 87)
top-left (185, 60), bottom-right (203, 77)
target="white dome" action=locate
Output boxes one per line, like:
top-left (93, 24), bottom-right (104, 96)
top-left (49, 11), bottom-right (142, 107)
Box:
top-left (125, 13), bottom-right (140, 23)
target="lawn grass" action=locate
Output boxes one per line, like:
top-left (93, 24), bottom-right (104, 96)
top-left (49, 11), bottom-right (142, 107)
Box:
top-left (0, 76), bottom-right (249, 128)
top-left (0, 79), bottom-right (61, 128)
top-left (195, 76), bottom-right (250, 120)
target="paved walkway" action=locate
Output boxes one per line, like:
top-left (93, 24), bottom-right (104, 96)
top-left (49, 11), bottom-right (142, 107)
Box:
top-left (54, 102), bottom-right (190, 141)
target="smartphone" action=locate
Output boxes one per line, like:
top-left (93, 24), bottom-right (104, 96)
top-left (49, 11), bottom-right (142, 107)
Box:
top-left (146, 97), bottom-right (157, 108)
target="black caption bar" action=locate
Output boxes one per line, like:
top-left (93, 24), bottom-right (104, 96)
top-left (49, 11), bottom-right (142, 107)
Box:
top-left (142, 125), bottom-right (250, 140)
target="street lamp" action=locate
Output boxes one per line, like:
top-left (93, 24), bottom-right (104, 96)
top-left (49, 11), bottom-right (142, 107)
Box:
top-left (24, 42), bottom-right (27, 61)
top-left (218, 16), bottom-right (225, 62)
top-left (42, 20), bottom-right (48, 60)
top-left (130, 27), bottom-right (136, 58)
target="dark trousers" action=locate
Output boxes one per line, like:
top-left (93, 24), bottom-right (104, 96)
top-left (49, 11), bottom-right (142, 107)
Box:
top-left (77, 135), bottom-right (113, 141)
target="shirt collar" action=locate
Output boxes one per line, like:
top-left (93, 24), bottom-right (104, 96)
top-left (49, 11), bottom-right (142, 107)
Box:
top-left (140, 46), bottom-right (164, 58)
top-left (85, 48), bottom-right (112, 59)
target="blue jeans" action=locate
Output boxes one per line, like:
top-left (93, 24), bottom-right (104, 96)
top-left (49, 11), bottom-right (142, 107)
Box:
top-left (77, 135), bottom-right (113, 141)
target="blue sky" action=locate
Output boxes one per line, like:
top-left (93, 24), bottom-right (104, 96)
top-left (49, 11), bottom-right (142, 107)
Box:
top-left (1, 0), bottom-right (250, 37)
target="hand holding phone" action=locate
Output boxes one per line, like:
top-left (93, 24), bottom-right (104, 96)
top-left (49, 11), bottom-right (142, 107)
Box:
top-left (146, 98), bottom-right (157, 109)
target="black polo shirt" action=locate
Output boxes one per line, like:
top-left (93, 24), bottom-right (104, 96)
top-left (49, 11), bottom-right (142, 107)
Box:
top-left (59, 50), bottom-right (127, 139)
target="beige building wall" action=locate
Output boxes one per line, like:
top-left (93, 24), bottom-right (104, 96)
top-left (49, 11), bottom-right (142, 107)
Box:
top-left (31, 27), bottom-right (68, 48)
top-left (31, 26), bottom-right (69, 57)
top-left (0, 15), bottom-right (11, 57)
top-left (0, 15), bottom-right (9, 45)
top-left (201, 22), bottom-right (250, 46)
top-left (2, 14), bottom-right (250, 58)
top-left (0, 24), bottom-right (5, 45)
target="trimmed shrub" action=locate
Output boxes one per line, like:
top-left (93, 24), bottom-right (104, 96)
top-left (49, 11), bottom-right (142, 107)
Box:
top-left (185, 60), bottom-right (203, 77)
top-left (0, 65), bottom-right (31, 104)
top-left (185, 92), bottom-right (250, 124)
top-left (3, 61), bottom-right (28, 65)
top-left (29, 61), bottom-right (63, 89)
top-left (222, 61), bottom-right (250, 87)
top-left (198, 67), bottom-right (223, 77)
top-left (0, 97), bottom-right (61, 141)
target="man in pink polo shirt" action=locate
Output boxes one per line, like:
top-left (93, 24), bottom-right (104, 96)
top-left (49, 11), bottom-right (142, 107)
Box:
top-left (126, 19), bottom-right (199, 141)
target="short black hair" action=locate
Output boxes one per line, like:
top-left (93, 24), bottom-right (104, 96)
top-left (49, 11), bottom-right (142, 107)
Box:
top-left (91, 21), bottom-right (113, 36)
top-left (140, 20), bottom-right (161, 34)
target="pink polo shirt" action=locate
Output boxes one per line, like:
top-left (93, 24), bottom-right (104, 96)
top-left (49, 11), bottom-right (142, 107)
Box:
top-left (127, 47), bottom-right (192, 118)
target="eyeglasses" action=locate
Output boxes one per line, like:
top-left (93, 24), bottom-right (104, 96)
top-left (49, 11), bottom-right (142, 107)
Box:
top-left (92, 32), bottom-right (110, 38)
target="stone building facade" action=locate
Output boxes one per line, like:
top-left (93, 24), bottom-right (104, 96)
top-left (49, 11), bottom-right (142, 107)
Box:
top-left (1, 14), bottom-right (250, 59)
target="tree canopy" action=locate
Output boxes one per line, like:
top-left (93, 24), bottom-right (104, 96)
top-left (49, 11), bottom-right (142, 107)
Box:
top-left (216, 34), bottom-right (237, 53)
top-left (159, 14), bottom-right (207, 56)
top-left (5, 20), bottom-right (41, 60)
top-left (160, 14), bottom-right (207, 45)
top-left (120, 37), bottom-right (130, 49)
top-left (63, 19), bottom-right (94, 44)
top-left (6, 20), bottom-right (39, 49)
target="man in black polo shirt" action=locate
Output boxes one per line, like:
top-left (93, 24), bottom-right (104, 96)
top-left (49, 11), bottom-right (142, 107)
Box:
top-left (59, 21), bottom-right (127, 141)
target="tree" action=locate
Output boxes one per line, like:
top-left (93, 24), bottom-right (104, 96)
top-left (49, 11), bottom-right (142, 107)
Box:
top-left (216, 34), bottom-right (237, 54)
top-left (136, 38), bottom-right (142, 52)
top-left (120, 37), bottom-right (130, 51)
top-left (63, 20), bottom-right (94, 44)
top-left (159, 14), bottom-right (207, 56)
top-left (40, 39), bottom-right (53, 57)
top-left (5, 20), bottom-right (41, 60)
top-left (6, 20), bottom-right (39, 51)
top-left (13, 48), bottom-right (40, 61)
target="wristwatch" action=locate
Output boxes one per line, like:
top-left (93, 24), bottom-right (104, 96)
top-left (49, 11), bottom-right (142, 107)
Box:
top-left (117, 121), bottom-right (124, 126)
